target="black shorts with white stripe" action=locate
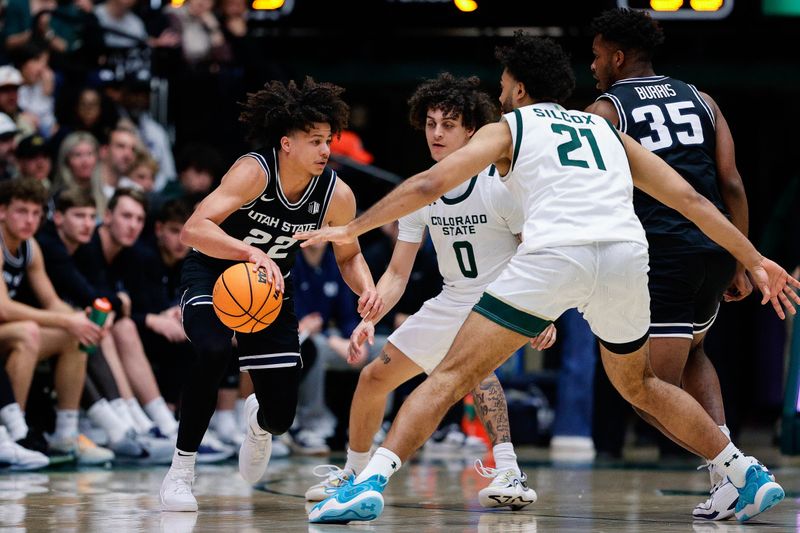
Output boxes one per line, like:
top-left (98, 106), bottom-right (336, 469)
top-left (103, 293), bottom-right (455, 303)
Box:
top-left (648, 248), bottom-right (736, 339)
top-left (180, 253), bottom-right (301, 371)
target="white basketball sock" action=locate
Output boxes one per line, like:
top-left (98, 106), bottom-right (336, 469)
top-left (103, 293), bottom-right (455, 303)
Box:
top-left (126, 398), bottom-right (155, 433)
top-left (493, 442), bottom-right (521, 475)
top-left (88, 399), bottom-right (131, 443)
top-left (344, 448), bottom-right (371, 475)
top-left (355, 447), bottom-right (401, 484)
top-left (53, 409), bottom-right (79, 440)
top-left (0, 403), bottom-right (28, 441)
top-left (711, 441), bottom-right (750, 487)
top-left (144, 397), bottom-right (178, 437)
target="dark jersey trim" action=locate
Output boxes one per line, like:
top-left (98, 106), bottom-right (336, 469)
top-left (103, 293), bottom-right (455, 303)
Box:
top-left (440, 175), bottom-right (478, 205)
top-left (511, 109), bottom-right (523, 171)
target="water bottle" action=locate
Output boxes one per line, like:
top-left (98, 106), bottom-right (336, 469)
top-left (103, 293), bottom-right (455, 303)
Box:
top-left (80, 297), bottom-right (112, 353)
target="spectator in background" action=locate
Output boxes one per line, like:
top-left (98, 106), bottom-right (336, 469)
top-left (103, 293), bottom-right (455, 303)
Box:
top-left (2, 0), bottom-right (67, 57)
top-left (15, 134), bottom-right (51, 187)
top-left (49, 0), bottom-right (104, 69)
top-left (166, 0), bottom-right (231, 69)
top-left (125, 200), bottom-right (192, 408)
top-left (97, 123), bottom-right (137, 199)
top-left (52, 131), bottom-right (105, 216)
top-left (218, 0), bottom-right (252, 64)
top-left (0, 114), bottom-right (20, 182)
top-left (0, 66), bottom-right (37, 138)
top-left (53, 87), bottom-right (119, 151)
top-left (122, 146), bottom-right (158, 194)
top-left (0, 178), bottom-right (106, 461)
top-left (94, 0), bottom-right (178, 50)
top-left (117, 79), bottom-right (176, 190)
top-left (157, 142), bottom-right (221, 204)
top-left (13, 43), bottom-right (56, 138)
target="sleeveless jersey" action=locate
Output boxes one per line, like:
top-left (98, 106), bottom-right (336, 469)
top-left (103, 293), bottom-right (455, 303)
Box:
top-left (1, 235), bottom-right (32, 300)
top-left (502, 102), bottom-right (646, 253)
top-left (398, 167), bottom-right (523, 304)
top-left (598, 75), bottom-right (725, 252)
top-left (189, 148), bottom-right (338, 286)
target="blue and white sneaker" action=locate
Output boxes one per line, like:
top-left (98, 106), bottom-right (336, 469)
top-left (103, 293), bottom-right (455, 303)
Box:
top-left (734, 464), bottom-right (784, 522)
top-left (308, 474), bottom-right (386, 524)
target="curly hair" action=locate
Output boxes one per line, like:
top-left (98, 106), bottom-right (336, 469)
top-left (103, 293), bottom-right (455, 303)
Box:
top-left (408, 72), bottom-right (498, 132)
top-left (495, 32), bottom-right (574, 104)
top-left (590, 8), bottom-right (665, 61)
top-left (0, 178), bottom-right (48, 207)
top-left (239, 77), bottom-right (350, 147)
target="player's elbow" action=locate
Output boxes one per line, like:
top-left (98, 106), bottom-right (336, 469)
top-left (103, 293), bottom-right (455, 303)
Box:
top-left (678, 189), bottom-right (711, 223)
top-left (180, 220), bottom-right (200, 248)
top-left (416, 172), bottom-right (446, 201)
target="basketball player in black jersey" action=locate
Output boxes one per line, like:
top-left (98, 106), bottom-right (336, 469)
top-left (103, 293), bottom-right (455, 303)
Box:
top-left (586, 8), bottom-right (753, 521)
top-left (159, 77), bottom-right (383, 512)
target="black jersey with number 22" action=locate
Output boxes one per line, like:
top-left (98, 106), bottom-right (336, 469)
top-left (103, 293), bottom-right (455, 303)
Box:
top-left (189, 148), bottom-right (338, 278)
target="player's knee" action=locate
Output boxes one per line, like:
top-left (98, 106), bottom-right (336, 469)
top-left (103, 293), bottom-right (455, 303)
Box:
top-left (358, 361), bottom-right (394, 394)
top-left (258, 410), bottom-right (293, 436)
top-left (14, 321), bottom-right (40, 352)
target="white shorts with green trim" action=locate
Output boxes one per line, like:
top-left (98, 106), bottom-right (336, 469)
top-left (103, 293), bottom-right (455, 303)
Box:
top-left (387, 292), bottom-right (473, 375)
top-left (474, 242), bottom-right (651, 345)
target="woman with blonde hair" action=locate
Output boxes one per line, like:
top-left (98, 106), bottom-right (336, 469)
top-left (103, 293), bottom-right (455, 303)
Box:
top-left (53, 131), bottom-right (107, 217)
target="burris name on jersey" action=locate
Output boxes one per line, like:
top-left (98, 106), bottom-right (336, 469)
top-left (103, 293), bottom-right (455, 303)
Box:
top-left (430, 214), bottom-right (488, 236)
top-left (248, 210), bottom-right (316, 233)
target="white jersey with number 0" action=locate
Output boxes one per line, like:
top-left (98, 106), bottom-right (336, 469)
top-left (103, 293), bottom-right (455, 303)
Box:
top-left (502, 102), bottom-right (647, 253)
top-left (397, 166), bottom-right (522, 304)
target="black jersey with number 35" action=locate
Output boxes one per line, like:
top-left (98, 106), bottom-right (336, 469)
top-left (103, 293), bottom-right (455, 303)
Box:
top-left (190, 148), bottom-right (338, 276)
top-left (599, 75), bottom-right (726, 252)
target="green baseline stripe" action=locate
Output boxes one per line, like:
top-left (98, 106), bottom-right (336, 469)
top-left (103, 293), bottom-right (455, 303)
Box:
top-left (473, 292), bottom-right (551, 338)
top-left (511, 108), bottom-right (523, 171)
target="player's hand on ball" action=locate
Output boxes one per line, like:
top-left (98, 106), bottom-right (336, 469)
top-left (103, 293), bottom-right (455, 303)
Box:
top-left (348, 321), bottom-right (374, 365)
top-left (358, 288), bottom-right (384, 321)
top-left (529, 323), bottom-right (557, 351)
top-left (247, 247), bottom-right (284, 294)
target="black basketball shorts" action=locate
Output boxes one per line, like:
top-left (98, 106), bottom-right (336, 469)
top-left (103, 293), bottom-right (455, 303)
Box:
top-left (647, 248), bottom-right (736, 339)
top-left (179, 255), bottom-right (301, 370)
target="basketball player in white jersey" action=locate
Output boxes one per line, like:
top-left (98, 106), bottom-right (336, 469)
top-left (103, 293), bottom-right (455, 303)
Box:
top-left (298, 34), bottom-right (799, 524)
top-left (304, 73), bottom-right (553, 510)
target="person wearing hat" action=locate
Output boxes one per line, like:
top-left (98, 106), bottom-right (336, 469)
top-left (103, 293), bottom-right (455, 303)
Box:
top-left (0, 66), bottom-right (36, 138)
top-left (0, 113), bottom-right (20, 182)
top-left (16, 134), bottom-right (51, 187)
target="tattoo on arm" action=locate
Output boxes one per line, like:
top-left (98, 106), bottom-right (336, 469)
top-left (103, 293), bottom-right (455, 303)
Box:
top-left (472, 374), bottom-right (511, 445)
top-left (380, 350), bottom-right (391, 365)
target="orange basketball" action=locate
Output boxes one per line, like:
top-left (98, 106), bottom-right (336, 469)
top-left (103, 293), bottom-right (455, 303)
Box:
top-left (212, 262), bottom-right (283, 333)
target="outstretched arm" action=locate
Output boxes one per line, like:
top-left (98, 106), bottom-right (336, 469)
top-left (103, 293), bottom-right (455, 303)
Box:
top-left (623, 133), bottom-right (800, 317)
top-left (295, 122), bottom-right (513, 247)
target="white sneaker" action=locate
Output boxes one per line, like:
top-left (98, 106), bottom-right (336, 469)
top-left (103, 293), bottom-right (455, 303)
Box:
top-left (549, 435), bottom-right (596, 462)
top-left (475, 459), bottom-right (537, 510)
top-left (0, 427), bottom-right (48, 471)
top-left (305, 465), bottom-right (354, 501)
top-left (160, 463), bottom-right (198, 512)
top-left (47, 433), bottom-right (115, 466)
top-left (238, 394), bottom-right (272, 484)
top-left (693, 475), bottom-right (738, 521)
top-left (692, 459), bottom-right (775, 521)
